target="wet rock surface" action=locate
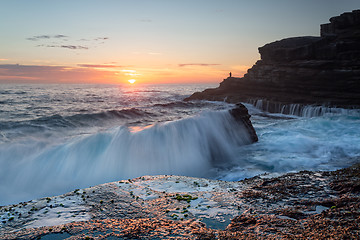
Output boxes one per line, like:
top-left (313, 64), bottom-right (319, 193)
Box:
top-left (185, 10), bottom-right (360, 109)
top-left (1, 163), bottom-right (359, 239)
top-left (229, 103), bottom-right (258, 143)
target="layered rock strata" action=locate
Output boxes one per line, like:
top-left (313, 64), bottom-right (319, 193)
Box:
top-left (186, 10), bottom-right (360, 109)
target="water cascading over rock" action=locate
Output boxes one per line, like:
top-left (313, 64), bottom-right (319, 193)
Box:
top-left (0, 104), bottom-right (257, 205)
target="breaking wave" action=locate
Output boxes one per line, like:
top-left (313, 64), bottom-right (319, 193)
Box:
top-left (0, 108), bottom-right (155, 131)
top-left (0, 109), bottom-right (253, 205)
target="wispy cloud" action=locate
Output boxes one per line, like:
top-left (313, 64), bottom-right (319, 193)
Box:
top-left (0, 64), bottom-right (64, 71)
top-left (92, 37), bottom-right (109, 45)
top-left (59, 45), bottom-right (88, 50)
top-left (78, 64), bottom-right (122, 68)
top-left (78, 37), bottom-right (109, 42)
top-left (27, 35), bottom-right (109, 50)
top-left (26, 34), bottom-right (68, 41)
top-left (121, 69), bottom-right (140, 76)
top-left (0, 64), bottom-right (124, 83)
top-left (36, 44), bottom-right (89, 50)
top-left (54, 34), bottom-right (68, 38)
top-left (94, 37), bottom-right (109, 41)
top-left (178, 63), bottom-right (221, 67)
top-left (0, 64), bottom-right (66, 83)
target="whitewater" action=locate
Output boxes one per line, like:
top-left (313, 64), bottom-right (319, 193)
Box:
top-left (1, 83), bottom-right (360, 205)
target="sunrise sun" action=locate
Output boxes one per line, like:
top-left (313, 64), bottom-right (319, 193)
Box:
top-left (128, 79), bottom-right (136, 84)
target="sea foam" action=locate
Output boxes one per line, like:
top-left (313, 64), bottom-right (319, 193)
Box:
top-left (0, 109), bottom-right (252, 205)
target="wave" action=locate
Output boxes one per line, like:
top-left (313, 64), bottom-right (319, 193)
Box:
top-left (248, 99), bottom-right (360, 117)
top-left (153, 101), bottom-right (194, 108)
top-left (152, 101), bottom-right (215, 109)
top-left (0, 108), bottom-right (155, 131)
top-left (0, 90), bottom-right (27, 95)
top-left (66, 108), bottom-right (155, 122)
top-left (0, 109), bottom-right (254, 205)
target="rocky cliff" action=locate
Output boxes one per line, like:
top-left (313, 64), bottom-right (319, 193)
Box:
top-left (186, 10), bottom-right (360, 109)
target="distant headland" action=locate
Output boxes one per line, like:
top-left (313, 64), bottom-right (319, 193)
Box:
top-left (186, 10), bottom-right (360, 110)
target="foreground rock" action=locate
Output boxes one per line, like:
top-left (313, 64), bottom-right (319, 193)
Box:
top-left (230, 103), bottom-right (258, 142)
top-left (1, 163), bottom-right (359, 239)
top-left (186, 10), bottom-right (360, 110)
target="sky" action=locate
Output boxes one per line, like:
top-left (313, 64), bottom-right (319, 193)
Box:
top-left (0, 0), bottom-right (359, 84)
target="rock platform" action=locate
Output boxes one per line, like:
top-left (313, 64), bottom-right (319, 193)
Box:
top-left (1, 163), bottom-right (359, 239)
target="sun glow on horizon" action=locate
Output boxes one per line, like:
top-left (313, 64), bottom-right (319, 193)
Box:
top-left (128, 79), bottom-right (136, 84)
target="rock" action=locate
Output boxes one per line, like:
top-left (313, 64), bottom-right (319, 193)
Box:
top-left (185, 10), bottom-right (360, 109)
top-left (3, 164), bottom-right (360, 239)
top-left (259, 36), bottom-right (322, 62)
top-left (229, 103), bottom-right (258, 143)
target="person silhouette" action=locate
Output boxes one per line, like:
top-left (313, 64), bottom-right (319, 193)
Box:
top-left (229, 72), bottom-right (232, 77)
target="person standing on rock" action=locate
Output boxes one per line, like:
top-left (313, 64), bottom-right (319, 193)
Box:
top-left (229, 72), bottom-right (232, 77)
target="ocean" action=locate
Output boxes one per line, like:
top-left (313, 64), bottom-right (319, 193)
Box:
top-left (1, 83), bottom-right (360, 206)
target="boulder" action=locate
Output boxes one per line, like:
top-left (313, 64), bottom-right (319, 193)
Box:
top-left (230, 103), bottom-right (258, 143)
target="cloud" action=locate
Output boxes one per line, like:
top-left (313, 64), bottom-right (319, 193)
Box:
top-left (0, 64), bottom-right (63, 71)
top-left (26, 35), bottom-right (50, 41)
top-left (26, 34), bottom-right (68, 41)
top-left (27, 35), bottom-right (108, 50)
top-left (60, 45), bottom-right (88, 50)
top-left (94, 37), bottom-right (109, 41)
top-left (78, 37), bottom-right (109, 42)
top-left (78, 64), bottom-right (122, 68)
top-left (0, 75), bottom-right (40, 81)
top-left (120, 69), bottom-right (140, 77)
top-left (54, 34), bottom-right (68, 39)
top-left (92, 37), bottom-right (109, 45)
top-left (0, 64), bottom-right (66, 83)
top-left (36, 44), bottom-right (89, 50)
top-left (178, 63), bottom-right (221, 67)
top-left (0, 64), bottom-right (124, 84)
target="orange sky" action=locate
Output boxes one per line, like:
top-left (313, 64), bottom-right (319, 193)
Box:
top-left (1, 1), bottom-right (358, 84)
top-left (0, 63), bottom-right (250, 84)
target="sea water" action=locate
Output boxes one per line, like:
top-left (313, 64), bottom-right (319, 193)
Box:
top-left (0, 83), bottom-right (360, 205)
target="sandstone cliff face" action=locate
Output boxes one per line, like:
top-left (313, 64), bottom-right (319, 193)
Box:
top-left (186, 10), bottom-right (360, 109)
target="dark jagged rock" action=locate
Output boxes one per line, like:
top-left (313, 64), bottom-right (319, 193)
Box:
top-left (185, 10), bottom-right (360, 109)
top-left (230, 103), bottom-right (258, 143)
